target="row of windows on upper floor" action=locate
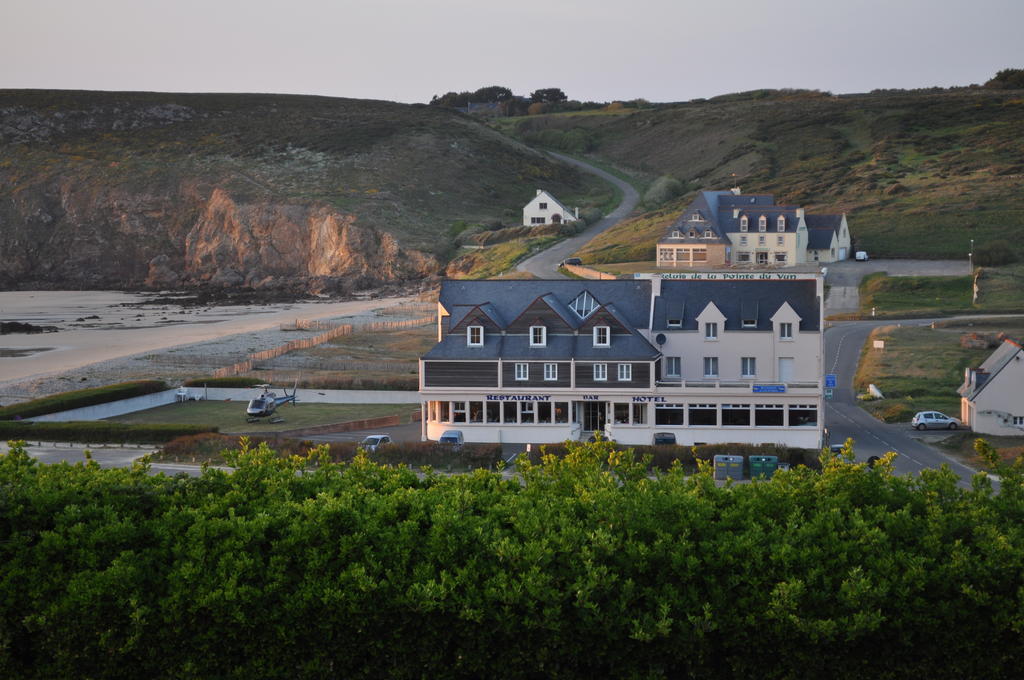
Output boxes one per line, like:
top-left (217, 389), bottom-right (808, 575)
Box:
top-left (508, 356), bottom-right (766, 381)
top-left (671, 215), bottom-right (787, 240)
top-left (466, 322), bottom-right (796, 346)
top-left (467, 325), bottom-right (613, 347)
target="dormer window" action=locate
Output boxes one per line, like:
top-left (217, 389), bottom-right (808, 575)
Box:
top-left (570, 291), bottom-right (598, 318)
top-left (688, 229), bottom-right (696, 238)
top-left (530, 325), bottom-right (546, 347)
top-left (777, 215), bottom-right (785, 232)
top-left (704, 230), bottom-right (713, 238)
top-left (704, 322), bottom-right (718, 340)
top-left (742, 316), bottom-right (757, 328)
top-left (691, 212), bottom-right (702, 221)
top-left (593, 326), bottom-right (610, 347)
top-left (667, 318), bottom-right (682, 328)
top-left (672, 230), bottom-right (681, 238)
top-left (758, 216), bottom-right (767, 232)
top-left (740, 216), bottom-right (748, 232)
top-left (467, 325), bottom-right (483, 347)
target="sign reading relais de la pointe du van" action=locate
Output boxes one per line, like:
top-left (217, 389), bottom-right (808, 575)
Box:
top-left (639, 271), bottom-right (817, 281)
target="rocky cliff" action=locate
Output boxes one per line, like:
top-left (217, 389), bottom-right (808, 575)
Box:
top-left (0, 90), bottom-right (602, 292)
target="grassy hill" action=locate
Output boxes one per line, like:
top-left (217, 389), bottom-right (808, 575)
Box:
top-left (0, 90), bottom-right (610, 289)
top-left (504, 88), bottom-right (1024, 262)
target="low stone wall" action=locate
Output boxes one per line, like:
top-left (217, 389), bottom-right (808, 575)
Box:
top-left (275, 414), bottom-right (403, 438)
top-left (29, 390), bottom-right (180, 422)
top-left (564, 264), bottom-right (617, 280)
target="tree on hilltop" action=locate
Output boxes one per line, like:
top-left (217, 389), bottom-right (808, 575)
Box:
top-left (985, 68), bottom-right (1024, 89)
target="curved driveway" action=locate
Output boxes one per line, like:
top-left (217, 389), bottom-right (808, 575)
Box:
top-left (825, 319), bottom-right (983, 487)
top-left (516, 152), bottom-right (640, 278)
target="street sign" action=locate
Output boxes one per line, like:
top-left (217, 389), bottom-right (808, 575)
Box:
top-left (752, 384), bottom-right (786, 393)
top-left (825, 374), bottom-right (837, 388)
top-left (825, 388), bottom-right (834, 400)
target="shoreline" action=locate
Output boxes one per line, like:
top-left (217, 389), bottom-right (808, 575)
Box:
top-left (0, 290), bottom-right (423, 402)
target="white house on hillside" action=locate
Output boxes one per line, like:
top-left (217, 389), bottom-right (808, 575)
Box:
top-left (958, 336), bottom-right (1024, 435)
top-left (523, 189), bottom-right (579, 226)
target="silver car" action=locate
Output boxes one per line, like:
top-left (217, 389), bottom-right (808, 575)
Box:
top-left (359, 434), bottom-right (391, 451)
top-left (911, 411), bottom-right (961, 430)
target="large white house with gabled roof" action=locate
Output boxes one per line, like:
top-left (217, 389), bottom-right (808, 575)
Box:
top-left (522, 189), bottom-right (578, 226)
top-left (959, 336), bottom-right (1024, 435)
top-left (657, 188), bottom-right (851, 268)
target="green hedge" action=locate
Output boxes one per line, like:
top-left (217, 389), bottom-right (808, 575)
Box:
top-left (0, 421), bottom-right (216, 444)
top-left (1, 438), bottom-right (1022, 679)
top-left (0, 381), bottom-right (168, 420)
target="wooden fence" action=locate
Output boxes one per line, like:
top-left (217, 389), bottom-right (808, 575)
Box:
top-left (564, 263), bottom-right (618, 280)
top-left (213, 315), bottom-right (434, 378)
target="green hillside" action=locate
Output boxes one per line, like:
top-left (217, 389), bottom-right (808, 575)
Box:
top-left (0, 90), bottom-right (609, 289)
top-left (507, 88), bottom-right (1024, 261)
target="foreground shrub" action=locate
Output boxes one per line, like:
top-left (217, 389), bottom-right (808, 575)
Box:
top-left (0, 380), bottom-right (168, 420)
top-left (1, 439), bottom-right (1022, 679)
top-left (0, 420), bottom-right (216, 444)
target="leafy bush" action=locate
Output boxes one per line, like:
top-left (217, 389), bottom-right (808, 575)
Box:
top-left (642, 175), bottom-right (684, 209)
top-left (0, 420), bottom-right (216, 443)
top-left (974, 240), bottom-right (1018, 266)
top-left (0, 380), bottom-right (168, 420)
top-left (2, 438), bottom-right (1022, 678)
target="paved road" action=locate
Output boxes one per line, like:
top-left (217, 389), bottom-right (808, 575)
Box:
top-left (824, 319), bottom-right (983, 486)
top-left (516, 152), bottom-right (640, 278)
top-left (824, 259), bottom-right (969, 315)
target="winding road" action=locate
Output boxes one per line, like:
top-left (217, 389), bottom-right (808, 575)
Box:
top-left (516, 152), bottom-right (640, 278)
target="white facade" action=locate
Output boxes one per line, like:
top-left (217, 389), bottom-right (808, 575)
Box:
top-left (419, 273), bottom-right (825, 449)
top-left (522, 189), bottom-right (579, 226)
top-left (960, 339), bottom-right (1024, 436)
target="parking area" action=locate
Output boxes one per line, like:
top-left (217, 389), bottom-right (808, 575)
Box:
top-left (825, 259), bottom-right (969, 314)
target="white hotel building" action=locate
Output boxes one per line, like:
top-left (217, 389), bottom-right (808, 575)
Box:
top-left (419, 273), bottom-right (824, 448)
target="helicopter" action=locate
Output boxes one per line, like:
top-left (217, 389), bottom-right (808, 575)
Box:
top-left (245, 382), bottom-right (298, 423)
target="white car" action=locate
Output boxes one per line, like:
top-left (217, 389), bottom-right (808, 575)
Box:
top-left (359, 434), bottom-right (391, 451)
top-left (855, 251), bottom-right (869, 261)
top-left (911, 411), bottom-right (961, 431)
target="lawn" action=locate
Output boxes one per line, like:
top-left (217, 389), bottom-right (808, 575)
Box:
top-left (858, 266), bottom-right (1024, 317)
top-left (935, 431), bottom-right (1024, 468)
top-left (853, 318), bottom-right (1024, 423)
top-left (108, 401), bottom-right (416, 434)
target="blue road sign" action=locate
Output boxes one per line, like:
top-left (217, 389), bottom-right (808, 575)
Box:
top-left (825, 374), bottom-right (837, 388)
top-left (753, 384), bottom-right (786, 393)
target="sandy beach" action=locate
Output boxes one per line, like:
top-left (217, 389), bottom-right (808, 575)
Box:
top-left (0, 291), bottom-right (420, 402)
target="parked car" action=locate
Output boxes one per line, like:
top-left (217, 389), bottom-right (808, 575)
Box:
top-left (562, 257), bottom-right (582, 266)
top-left (911, 411), bottom-right (961, 430)
top-left (359, 434), bottom-right (391, 452)
top-left (438, 430), bottom-right (464, 449)
top-left (653, 432), bottom-right (677, 446)
top-left (855, 251), bottom-right (869, 261)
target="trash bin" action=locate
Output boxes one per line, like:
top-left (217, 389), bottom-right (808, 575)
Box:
top-left (713, 454), bottom-right (744, 480)
top-left (749, 455), bottom-right (779, 479)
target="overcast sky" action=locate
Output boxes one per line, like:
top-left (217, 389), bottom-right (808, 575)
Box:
top-left (2, 0), bottom-right (1021, 103)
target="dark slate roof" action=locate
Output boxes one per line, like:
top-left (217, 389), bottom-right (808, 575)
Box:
top-left (717, 208), bottom-right (800, 234)
top-left (572, 332), bottom-right (660, 360)
top-left (718, 193), bottom-right (776, 207)
top-left (423, 333), bottom-right (504, 360)
top-left (804, 214), bottom-right (844, 232)
top-left (653, 280), bottom-right (819, 332)
top-left (438, 280), bottom-right (653, 331)
top-left (807, 228), bottom-right (836, 250)
top-left (500, 334), bottom-right (576, 359)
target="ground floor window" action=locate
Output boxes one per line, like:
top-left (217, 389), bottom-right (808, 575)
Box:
top-left (486, 402), bottom-right (500, 423)
top-left (537, 402), bottom-right (552, 423)
top-left (452, 401), bottom-right (467, 423)
top-left (520, 402), bottom-right (535, 423)
top-left (655, 403), bottom-right (685, 425)
top-left (737, 252), bottom-right (751, 263)
top-left (614, 403), bottom-right (630, 424)
top-left (503, 401), bottom-right (517, 423)
top-left (554, 402), bottom-right (570, 423)
top-left (755, 404), bottom-right (785, 426)
top-left (722, 403), bottom-right (751, 426)
top-left (789, 404), bottom-right (818, 426)
top-left (469, 402), bottom-right (483, 423)
top-left (632, 403), bottom-right (648, 425)
top-left (689, 403), bottom-right (717, 426)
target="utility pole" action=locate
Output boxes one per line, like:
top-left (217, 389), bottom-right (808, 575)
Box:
top-left (969, 238), bottom-right (974, 274)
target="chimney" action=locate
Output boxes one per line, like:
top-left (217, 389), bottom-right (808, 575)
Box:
top-left (733, 208), bottom-right (740, 218)
top-left (731, 186), bottom-right (741, 195)
top-left (574, 206), bottom-right (579, 219)
top-left (536, 189), bottom-right (543, 196)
